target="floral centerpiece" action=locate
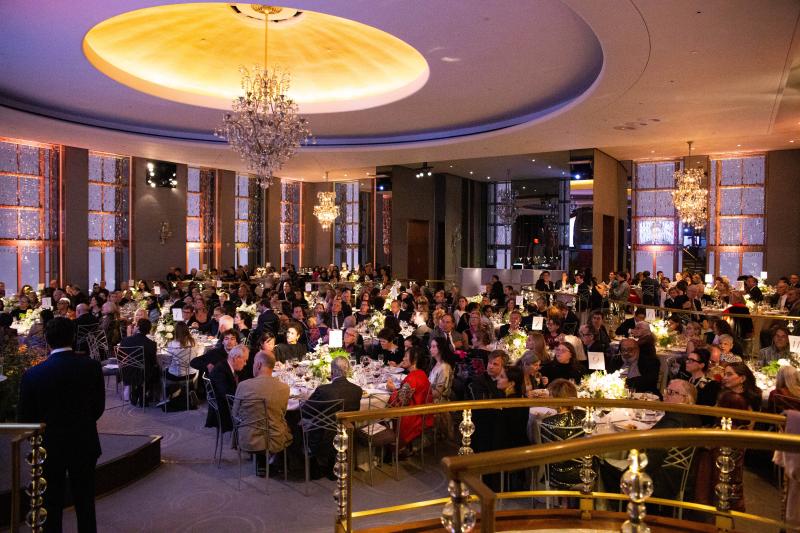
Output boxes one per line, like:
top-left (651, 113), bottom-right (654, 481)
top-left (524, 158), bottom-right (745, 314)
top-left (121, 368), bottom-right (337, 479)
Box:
top-left (467, 294), bottom-right (483, 305)
top-left (398, 320), bottom-right (416, 339)
top-left (1, 295), bottom-right (19, 310)
top-left (13, 308), bottom-right (42, 337)
top-left (762, 356), bottom-right (800, 378)
top-left (0, 340), bottom-right (47, 421)
top-left (579, 370), bottom-right (627, 399)
top-left (154, 307), bottom-right (175, 348)
top-left (308, 344), bottom-right (349, 381)
top-left (650, 319), bottom-right (677, 349)
top-left (236, 301), bottom-right (258, 319)
top-left (499, 329), bottom-right (528, 363)
top-left (367, 311), bottom-right (385, 336)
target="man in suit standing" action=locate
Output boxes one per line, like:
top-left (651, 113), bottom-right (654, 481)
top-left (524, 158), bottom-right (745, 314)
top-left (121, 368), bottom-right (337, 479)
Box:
top-left (640, 271), bottom-right (660, 306)
top-left (207, 344), bottom-right (248, 433)
top-left (18, 317), bottom-right (105, 533)
top-left (233, 351), bottom-right (292, 477)
top-left (118, 319), bottom-right (159, 406)
top-left (304, 357), bottom-right (362, 479)
top-left (254, 298), bottom-right (279, 337)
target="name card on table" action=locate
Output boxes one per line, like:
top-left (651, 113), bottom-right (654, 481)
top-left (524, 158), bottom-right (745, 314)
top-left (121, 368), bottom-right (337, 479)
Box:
top-left (735, 280), bottom-right (745, 291)
top-left (37, 283), bottom-right (44, 291)
top-left (515, 295), bottom-right (524, 307)
top-left (40, 297), bottom-right (52, 310)
top-left (172, 308), bottom-right (183, 321)
top-left (201, 264), bottom-right (208, 271)
top-left (704, 274), bottom-right (713, 284)
top-left (588, 351), bottom-right (606, 371)
top-left (789, 335), bottom-right (800, 354)
top-left (532, 316), bottom-right (544, 331)
top-left (329, 329), bottom-right (343, 348)
top-left (154, 286), bottom-right (161, 295)
top-left (215, 280), bottom-right (222, 288)
top-left (265, 262), bottom-right (271, 268)
top-left (305, 283), bottom-right (312, 292)
top-left (128, 279), bottom-right (135, 288)
top-left (645, 308), bottom-right (657, 322)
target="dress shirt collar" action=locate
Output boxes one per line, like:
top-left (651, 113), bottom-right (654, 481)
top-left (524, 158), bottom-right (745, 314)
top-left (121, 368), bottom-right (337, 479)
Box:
top-left (50, 347), bottom-right (73, 355)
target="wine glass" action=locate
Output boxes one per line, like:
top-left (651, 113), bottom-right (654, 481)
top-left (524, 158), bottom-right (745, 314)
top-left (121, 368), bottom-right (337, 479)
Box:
top-left (361, 356), bottom-right (371, 368)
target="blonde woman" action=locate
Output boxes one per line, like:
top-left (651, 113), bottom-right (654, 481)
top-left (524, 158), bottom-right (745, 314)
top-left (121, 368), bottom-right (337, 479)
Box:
top-left (768, 365), bottom-right (800, 412)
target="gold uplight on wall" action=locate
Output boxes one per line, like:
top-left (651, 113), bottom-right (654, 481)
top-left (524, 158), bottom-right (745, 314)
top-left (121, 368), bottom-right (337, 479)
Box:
top-left (82, 3), bottom-right (429, 113)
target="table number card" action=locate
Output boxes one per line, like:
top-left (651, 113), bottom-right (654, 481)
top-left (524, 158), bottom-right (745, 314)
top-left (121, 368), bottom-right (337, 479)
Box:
top-left (41, 297), bottom-right (52, 310)
top-left (734, 280), bottom-right (745, 291)
top-left (265, 262), bottom-right (271, 268)
top-left (305, 283), bottom-right (312, 292)
top-left (789, 335), bottom-right (800, 355)
top-left (532, 316), bottom-right (544, 330)
top-left (215, 280), bottom-right (222, 288)
top-left (515, 295), bottom-right (524, 307)
top-left (329, 329), bottom-right (343, 348)
top-left (588, 351), bottom-right (606, 371)
top-left (172, 308), bottom-right (183, 321)
top-left (201, 264), bottom-right (208, 271)
top-left (645, 308), bottom-right (656, 322)
top-left (154, 286), bottom-right (161, 295)
top-left (128, 279), bottom-right (135, 288)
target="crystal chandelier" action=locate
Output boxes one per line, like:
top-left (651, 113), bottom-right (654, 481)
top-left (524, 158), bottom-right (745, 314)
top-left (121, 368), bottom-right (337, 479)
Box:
top-left (671, 141), bottom-right (709, 229)
top-left (215, 5), bottom-right (311, 189)
top-left (314, 172), bottom-right (340, 230)
top-left (495, 170), bottom-right (518, 226)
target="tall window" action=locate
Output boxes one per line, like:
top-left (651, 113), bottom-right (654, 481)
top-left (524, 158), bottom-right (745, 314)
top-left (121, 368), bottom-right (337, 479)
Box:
top-left (632, 161), bottom-right (680, 276)
top-left (707, 156), bottom-right (765, 279)
top-left (0, 139), bottom-right (59, 294)
top-left (487, 182), bottom-right (512, 268)
top-left (334, 182), bottom-right (359, 268)
top-left (234, 173), bottom-right (263, 268)
top-left (88, 152), bottom-right (130, 290)
top-left (187, 167), bottom-right (217, 272)
top-left (280, 180), bottom-right (301, 268)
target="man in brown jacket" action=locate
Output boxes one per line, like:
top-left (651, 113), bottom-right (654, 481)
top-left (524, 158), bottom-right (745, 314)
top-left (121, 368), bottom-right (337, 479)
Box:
top-left (233, 351), bottom-right (292, 476)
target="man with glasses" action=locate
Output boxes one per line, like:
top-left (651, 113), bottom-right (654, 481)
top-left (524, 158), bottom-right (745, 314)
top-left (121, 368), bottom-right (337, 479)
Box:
top-left (684, 348), bottom-right (720, 407)
top-left (609, 338), bottom-right (660, 396)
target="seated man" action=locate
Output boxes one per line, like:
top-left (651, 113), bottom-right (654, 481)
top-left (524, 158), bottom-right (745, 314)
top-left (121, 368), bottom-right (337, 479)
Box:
top-left (118, 318), bottom-right (159, 406)
top-left (304, 357), bottom-right (362, 479)
top-left (498, 309), bottom-right (526, 339)
top-left (601, 379), bottom-right (702, 515)
top-left (233, 351), bottom-right (292, 477)
top-left (615, 308), bottom-right (646, 338)
top-left (759, 326), bottom-right (792, 365)
top-left (206, 344), bottom-right (248, 433)
top-left (608, 338), bottom-right (660, 396)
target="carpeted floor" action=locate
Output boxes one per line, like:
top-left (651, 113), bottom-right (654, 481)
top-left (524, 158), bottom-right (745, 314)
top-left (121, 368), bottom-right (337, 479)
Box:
top-left (49, 390), bottom-right (785, 532)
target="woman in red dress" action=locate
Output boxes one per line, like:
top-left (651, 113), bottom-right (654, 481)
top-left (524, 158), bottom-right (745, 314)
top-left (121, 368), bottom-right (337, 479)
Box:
top-left (386, 346), bottom-right (433, 451)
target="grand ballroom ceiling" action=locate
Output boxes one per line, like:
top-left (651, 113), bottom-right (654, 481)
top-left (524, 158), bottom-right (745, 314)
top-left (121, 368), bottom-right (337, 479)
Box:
top-left (1, 0), bottom-right (800, 182)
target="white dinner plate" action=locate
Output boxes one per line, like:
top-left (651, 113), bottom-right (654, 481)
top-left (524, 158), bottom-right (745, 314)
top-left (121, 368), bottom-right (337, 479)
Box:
top-left (612, 420), bottom-right (651, 432)
top-left (386, 366), bottom-right (405, 374)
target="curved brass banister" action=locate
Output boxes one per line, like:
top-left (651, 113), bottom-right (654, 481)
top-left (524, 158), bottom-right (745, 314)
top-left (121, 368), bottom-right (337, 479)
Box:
top-left (336, 397), bottom-right (786, 425)
top-left (441, 428), bottom-right (800, 478)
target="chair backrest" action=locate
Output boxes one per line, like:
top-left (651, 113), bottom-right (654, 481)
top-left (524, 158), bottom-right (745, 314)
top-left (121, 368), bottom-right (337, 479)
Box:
top-left (229, 395), bottom-right (268, 434)
top-left (203, 376), bottom-right (218, 412)
top-left (87, 328), bottom-right (110, 360)
top-left (167, 346), bottom-right (193, 371)
top-left (662, 446), bottom-right (696, 498)
top-left (76, 323), bottom-right (100, 344)
top-left (540, 413), bottom-right (586, 444)
top-left (299, 398), bottom-right (344, 433)
top-left (115, 345), bottom-right (145, 370)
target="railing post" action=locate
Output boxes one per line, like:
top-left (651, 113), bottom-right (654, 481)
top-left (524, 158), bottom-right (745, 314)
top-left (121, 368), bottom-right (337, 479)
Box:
top-left (620, 449), bottom-right (653, 533)
top-left (440, 480), bottom-right (476, 533)
top-left (333, 423), bottom-right (350, 532)
top-left (459, 409), bottom-right (475, 456)
top-left (714, 416), bottom-right (735, 531)
top-left (26, 431), bottom-right (47, 532)
top-left (579, 406), bottom-right (597, 519)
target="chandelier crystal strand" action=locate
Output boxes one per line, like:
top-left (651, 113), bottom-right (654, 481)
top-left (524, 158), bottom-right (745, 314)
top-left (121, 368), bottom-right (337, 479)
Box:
top-left (495, 172), bottom-right (518, 227)
top-left (671, 141), bottom-right (709, 229)
top-left (314, 171), bottom-right (340, 230)
top-left (215, 5), bottom-right (312, 189)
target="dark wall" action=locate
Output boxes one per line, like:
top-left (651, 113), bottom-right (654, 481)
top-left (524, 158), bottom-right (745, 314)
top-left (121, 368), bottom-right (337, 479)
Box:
top-left (61, 147), bottom-right (88, 286)
top-left (766, 149), bottom-right (800, 280)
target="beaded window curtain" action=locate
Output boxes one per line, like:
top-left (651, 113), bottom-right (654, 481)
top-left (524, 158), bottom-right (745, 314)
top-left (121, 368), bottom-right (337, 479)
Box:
top-left (279, 180), bottom-right (301, 268)
top-left (334, 182), bottom-right (359, 268)
top-left (88, 152), bottom-right (130, 290)
top-left (632, 161), bottom-right (680, 276)
top-left (0, 139), bottom-right (59, 294)
top-left (187, 167), bottom-right (217, 272)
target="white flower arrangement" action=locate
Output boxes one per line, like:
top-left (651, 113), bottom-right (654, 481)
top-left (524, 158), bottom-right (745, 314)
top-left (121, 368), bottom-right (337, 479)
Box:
top-left (499, 329), bottom-right (528, 363)
top-left (308, 344), bottom-right (349, 381)
top-left (236, 301), bottom-right (258, 318)
top-left (367, 311), bottom-right (385, 336)
top-left (155, 311), bottom-right (175, 347)
top-left (467, 294), bottom-right (483, 304)
top-left (13, 308), bottom-right (42, 337)
top-left (579, 370), bottom-right (627, 399)
top-left (398, 320), bottom-right (416, 339)
top-left (650, 319), bottom-right (677, 349)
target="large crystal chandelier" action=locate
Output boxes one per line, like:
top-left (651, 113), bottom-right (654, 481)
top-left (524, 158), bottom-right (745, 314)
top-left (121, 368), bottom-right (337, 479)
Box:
top-left (314, 172), bottom-right (340, 230)
top-left (671, 141), bottom-right (709, 229)
top-left (495, 170), bottom-right (518, 226)
top-left (215, 5), bottom-right (311, 189)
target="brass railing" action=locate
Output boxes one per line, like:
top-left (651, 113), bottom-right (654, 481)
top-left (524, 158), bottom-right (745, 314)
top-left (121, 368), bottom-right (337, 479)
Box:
top-left (333, 398), bottom-right (788, 533)
top-left (2, 423), bottom-right (46, 533)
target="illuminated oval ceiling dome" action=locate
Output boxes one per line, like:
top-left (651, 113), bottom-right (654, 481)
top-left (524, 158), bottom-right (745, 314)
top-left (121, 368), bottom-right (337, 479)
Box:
top-left (82, 3), bottom-right (430, 114)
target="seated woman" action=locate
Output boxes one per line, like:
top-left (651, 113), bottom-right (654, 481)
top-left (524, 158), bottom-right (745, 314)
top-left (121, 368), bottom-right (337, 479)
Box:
top-left (145, 295), bottom-right (161, 325)
top-left (685, 348), bottom-right (721, 407)
top-left (720, 362), bottom-right (763, 412)
top-left (385, 346), bottom-right (433, 455)
top-left (683, 321), bottom-right (704, 355)
top-left (306, 316), bottom-right (328, 349)
top-left (234, 311), bottom-right (253, 343)
top-left (544, 317), bottom-right (564, 351)
top-left (516, 351), bottom-right (549, 397)
top-left (717, 334), bottom-right (743, 365)
top-left (768, 365), bottom-right (800, 412)
top-left (492, 365), bottom-right (531, 491)
top-left (540, 379), bottom-right (587, 491)
top-left (667, 314), bottom-right (684, 335)
top-left (273, 322), bottom-right (307, 363)
top-left (428, 337), bottom-right (456, 402)
top-left (376, 327), bottom-right (403, 366)
top-left (164, 321), bottom-right (199, 405)
top-left (541, 342), bottom-right (585, 385)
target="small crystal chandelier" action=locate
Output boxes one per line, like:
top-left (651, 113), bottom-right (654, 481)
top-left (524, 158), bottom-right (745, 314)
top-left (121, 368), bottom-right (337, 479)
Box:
top-left (314, 172), bottom-right (340, 230)
top-left (215, 5), bottom-right (311, 189)
top-left (495, 169), bottom-right (518, 227)
top-left (672, 141), bottom-right (709, 229)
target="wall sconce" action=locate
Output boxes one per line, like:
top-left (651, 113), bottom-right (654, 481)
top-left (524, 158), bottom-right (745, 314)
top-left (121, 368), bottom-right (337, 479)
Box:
top-left (159, 221), bottom-right (173, 245)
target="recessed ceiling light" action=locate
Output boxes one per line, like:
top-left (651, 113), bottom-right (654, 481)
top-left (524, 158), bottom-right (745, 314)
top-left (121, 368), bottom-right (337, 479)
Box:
top-left (469, 171), bottom-right (473, 175)
top-left (531, 159), bottom-right (536, 162)
top-left (736, 144), bottom-right (741, 147)
top-left (522, 186), bottom-right (526, 189)
top-left (791, 140), bottom-right (796, 143)
top-left (486, 176), bottom-right (491, 180)
top-left (561, 171), bottom-right (565, 175)
top-left (547, 165), bottom-right (551, 169)
top-left (449, 165), bottom-right (453, 168)
top-left (344, 173), bottom-right (348, 176)
top-left (650, 150), bottom-right (655, 153)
